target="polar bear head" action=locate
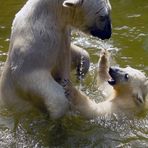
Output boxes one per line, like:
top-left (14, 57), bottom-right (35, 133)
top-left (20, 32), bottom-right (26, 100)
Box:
top-left (108, 66), bottom-right (148, 109)
top-left (63, 0), bottom-right (112, 40)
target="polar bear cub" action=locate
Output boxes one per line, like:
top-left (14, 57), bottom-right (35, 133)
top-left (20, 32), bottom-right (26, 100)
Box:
top-left (64, 50), bottom-right (148, 119)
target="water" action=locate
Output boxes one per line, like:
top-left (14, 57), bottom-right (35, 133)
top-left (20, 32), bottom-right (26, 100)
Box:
top-left (0, 0), bottom-right (148, 147)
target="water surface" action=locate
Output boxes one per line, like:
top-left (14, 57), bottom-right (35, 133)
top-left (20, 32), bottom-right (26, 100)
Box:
top-left (0, 0), bottom-right (148, 147)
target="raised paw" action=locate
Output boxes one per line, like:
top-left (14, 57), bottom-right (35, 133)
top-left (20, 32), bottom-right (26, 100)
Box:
top-left (97, 49), bottom-right (110, 84)
top-left (100, 49), bottom-right (109, 59)
top-left (98, 49), bottom-right (110, 68)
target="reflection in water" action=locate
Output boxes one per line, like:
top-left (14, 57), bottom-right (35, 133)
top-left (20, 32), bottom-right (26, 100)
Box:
top-left (0, 0), bottom-right (148, 147)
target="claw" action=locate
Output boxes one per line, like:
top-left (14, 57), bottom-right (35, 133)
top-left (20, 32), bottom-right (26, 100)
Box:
top-left (65, 90), bottom-right (70, 97)
top-left (60, 79), bottom-right (72, 99)
top-left (60, 79), bottom-right (69, 88)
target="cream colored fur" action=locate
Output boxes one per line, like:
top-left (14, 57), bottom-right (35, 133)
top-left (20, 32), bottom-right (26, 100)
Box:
top-left (65, 50), bottom-right (148, 119)
top-left (0, 0), bottom-right (111, 119)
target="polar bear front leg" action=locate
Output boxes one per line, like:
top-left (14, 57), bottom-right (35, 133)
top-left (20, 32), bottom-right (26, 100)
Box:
top-left (53, 30), bottom-right (71, 83)
top-left (22, 71), bottom-right (69, 119)
top-left (97, 49), bottom-right (110, 84)
top-left (62, 80), bottom-right (101, 119)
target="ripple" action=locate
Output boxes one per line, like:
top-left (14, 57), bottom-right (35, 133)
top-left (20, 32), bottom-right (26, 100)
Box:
top-left (114, 26), bottom-right (129, 31)
top-left (0, 25), bottom-right (6, 29)
top-left (127, 14), bottom-right (141, 18)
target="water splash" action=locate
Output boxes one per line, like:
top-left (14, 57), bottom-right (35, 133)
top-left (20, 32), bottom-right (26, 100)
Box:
top-left (99, 40), bottom-right (116, 51)
top-left (78, 50), bottom-right (85, 90)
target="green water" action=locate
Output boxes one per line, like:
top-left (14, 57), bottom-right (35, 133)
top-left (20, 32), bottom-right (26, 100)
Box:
top-left (0, 0), bottom-right (148, 147)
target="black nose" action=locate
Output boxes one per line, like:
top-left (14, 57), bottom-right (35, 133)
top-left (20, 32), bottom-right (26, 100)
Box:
top-left (90, 17), bottom-right (112, 40)
top-left (109, 67), bottom-right (114, 75)
top-left (109, 67), bottom-right (119, 73)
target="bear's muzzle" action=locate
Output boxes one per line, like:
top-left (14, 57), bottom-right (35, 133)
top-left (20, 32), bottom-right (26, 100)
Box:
top-left (89, 16), bottom-right (112, 40)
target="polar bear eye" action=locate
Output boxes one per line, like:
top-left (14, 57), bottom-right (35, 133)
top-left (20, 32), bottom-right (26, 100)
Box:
top-left (125, 74), bottom-right (129, 80)
top-left (99, 15), bottom-right (107, 22)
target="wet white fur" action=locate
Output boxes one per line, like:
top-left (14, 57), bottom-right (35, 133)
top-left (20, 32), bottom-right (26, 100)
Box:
top-left (0, 0), bottom-right (111, 119)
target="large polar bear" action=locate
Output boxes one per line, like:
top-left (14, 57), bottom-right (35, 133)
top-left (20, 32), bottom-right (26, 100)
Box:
top-left (0, 0), bottom-right (112, 118)
top-left (64, 50), bottom-right (148, 119)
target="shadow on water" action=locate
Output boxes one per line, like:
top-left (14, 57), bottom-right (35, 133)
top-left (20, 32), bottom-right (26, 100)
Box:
top-left (0, 0), bottom-right (148, 147)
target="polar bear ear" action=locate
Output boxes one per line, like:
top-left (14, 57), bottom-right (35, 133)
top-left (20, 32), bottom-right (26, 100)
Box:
top-left (136, 93), bottom-right (144, 105)
top-left (133, 91), bottom-right (145, 106)
top-left (63, 0), bottom-right (82, 8)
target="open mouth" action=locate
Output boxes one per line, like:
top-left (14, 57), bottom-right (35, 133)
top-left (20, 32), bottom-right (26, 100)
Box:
top-left (108, 78), bottom-right (116, 86)
top-left (108, 67), bottom-right (116, 86)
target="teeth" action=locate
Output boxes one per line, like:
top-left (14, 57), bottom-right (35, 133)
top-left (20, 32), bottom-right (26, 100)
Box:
top-left (108, 69), bottom-right (116, 85)
top-left (108, 79), bottom-right (116, 85)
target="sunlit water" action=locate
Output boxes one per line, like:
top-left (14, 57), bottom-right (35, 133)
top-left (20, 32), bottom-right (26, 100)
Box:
top-left (0, 0), bottom-right (148, 147)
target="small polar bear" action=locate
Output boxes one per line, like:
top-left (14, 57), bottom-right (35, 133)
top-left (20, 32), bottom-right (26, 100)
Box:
top-left (0, 0), bottom-right (112, 119)
top-left (64, 50), bottom-right (148, 119)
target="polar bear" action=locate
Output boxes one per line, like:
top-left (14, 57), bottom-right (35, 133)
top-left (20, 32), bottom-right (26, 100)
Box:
top-left (0, 0), bottom-right (112, 118)
top-left (64, 50), bottom-right (148, 119)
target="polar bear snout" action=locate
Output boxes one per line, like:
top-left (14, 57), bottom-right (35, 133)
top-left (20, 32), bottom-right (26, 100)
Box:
top-left (108, 67), bottom-right (117, 85)
top-left (108, 67), bottom-right (129, 86)
top-left (89, 16), bottom-right (112, 39)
